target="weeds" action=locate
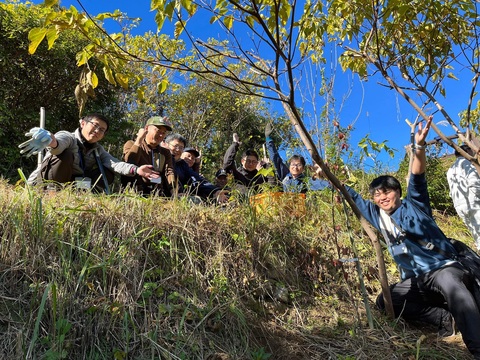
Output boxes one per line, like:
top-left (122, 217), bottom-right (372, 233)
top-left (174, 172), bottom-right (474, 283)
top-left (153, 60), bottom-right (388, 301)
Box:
top-left (0, 178), bottom-right (474, 359)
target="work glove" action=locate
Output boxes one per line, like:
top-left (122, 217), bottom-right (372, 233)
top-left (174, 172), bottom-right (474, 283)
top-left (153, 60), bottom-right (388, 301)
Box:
top-left (265, 122), bottom-right (274, 138)
top-left (18, 127), bottom-right (52, 157)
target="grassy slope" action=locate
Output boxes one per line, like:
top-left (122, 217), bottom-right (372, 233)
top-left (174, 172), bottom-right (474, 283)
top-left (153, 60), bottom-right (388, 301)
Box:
top-left (0, 179), bottom-right (475, 359)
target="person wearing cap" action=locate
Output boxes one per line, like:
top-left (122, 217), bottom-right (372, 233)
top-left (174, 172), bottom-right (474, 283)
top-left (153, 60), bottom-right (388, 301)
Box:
top-left (181, 147), bottom-right (201, 173)
top-left (447, 141), bottom-right (480, 249)
top-left (21, 113), bottom-right (159, 193)
top-left (215, 169), bottom-right (229, 189)
top-left (222, 133), bottom-right (271, 192)
top-left (164, 133), bottom-right (228, 204)
top-left (122, 116), bottom-right (175, 196)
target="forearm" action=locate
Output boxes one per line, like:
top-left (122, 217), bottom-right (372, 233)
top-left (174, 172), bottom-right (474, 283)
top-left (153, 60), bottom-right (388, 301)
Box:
top-left (411, 146), bottom-right (426, 175)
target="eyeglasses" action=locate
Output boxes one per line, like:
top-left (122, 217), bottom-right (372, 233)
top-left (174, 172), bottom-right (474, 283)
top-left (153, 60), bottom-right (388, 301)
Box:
top-left (244, 159), bottom-right (258, 165)
top-left (168, 143), bottom-right (185, 151)
top-left (86, 120), bottom-right (107, 134)
top-left (290, 163), bottom-right (303, 168)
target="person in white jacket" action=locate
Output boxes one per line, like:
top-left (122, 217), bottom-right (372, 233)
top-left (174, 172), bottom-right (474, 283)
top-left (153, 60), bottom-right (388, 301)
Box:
top-left (446, 142), bottom-right (480, 249)
top-left (21, 113), bottom-right (159, 193)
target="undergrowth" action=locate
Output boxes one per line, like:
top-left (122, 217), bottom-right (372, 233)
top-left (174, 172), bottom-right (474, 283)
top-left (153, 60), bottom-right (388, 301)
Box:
top-left (0, 178), bottom-right (474, 359)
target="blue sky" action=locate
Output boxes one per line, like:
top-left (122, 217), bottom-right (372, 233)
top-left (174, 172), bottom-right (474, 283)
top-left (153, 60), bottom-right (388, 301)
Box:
top-left (36, 0), bottom-right (472, 171)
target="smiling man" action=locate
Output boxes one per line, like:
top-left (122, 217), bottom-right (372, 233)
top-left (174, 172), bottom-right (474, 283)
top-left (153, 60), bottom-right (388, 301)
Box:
top-left (122, 116), bottom-right (175, 196)
top-left (345, 116), bottom-right (480, 359)
top-left (24, 113), bottom-right (159, 193)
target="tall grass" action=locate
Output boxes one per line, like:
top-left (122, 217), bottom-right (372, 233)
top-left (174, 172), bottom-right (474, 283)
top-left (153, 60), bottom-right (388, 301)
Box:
top-left (0, 178), bottom-right (474, 359)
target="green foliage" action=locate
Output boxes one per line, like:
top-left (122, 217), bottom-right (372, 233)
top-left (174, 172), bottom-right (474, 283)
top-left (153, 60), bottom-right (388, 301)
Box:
top-left (0, 1), bottom-right (127, 182)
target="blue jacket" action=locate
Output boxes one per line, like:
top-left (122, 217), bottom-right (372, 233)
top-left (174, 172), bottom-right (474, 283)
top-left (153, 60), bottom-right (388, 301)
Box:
top-left (346, 173), bottom-right (457, 280)
top-left (174, 160), bottom-right (219, 200)
top-left (266, 137), bottom-right (328, 193)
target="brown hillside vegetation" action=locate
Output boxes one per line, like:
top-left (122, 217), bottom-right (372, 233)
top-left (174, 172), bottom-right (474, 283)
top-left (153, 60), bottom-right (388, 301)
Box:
top-left (0, 178), bottom-right (475, 359)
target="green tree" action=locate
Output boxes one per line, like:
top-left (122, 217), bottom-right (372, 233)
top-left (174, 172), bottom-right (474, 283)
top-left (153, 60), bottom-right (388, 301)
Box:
top-left (0, 1), bottom-right (126, 181)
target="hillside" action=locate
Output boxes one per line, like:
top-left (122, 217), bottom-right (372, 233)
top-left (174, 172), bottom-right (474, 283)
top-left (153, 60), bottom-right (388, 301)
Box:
top-left (0, 178), bottom-right (475, 359)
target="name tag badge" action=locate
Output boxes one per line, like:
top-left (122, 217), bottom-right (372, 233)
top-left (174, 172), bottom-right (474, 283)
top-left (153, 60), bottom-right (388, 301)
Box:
top-left (391, 243), bottom-right (408, 256)
top-left (75, 177), bottom-right (91, 190)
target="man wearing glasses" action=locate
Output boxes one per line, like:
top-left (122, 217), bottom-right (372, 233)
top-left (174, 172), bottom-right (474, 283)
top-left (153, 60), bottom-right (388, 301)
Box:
top-left (223, 133), bottom-right (271, 192)
top-left (22, 113), bottom-right (159, 193)
top-left (264, 122), bottom-right (328, 193)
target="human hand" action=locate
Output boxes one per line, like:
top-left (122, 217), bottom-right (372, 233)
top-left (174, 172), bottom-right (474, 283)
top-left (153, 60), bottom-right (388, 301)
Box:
top-left (265, 121), bottom-right (274, 138)
top-left (134, 128), bottom-right (147, 145)
top-left (215, 189), bottom-right (229, 204)
top-left (415, 115), bottom-right (433, 146)
top-left (233, 133), bottom-right (241, 144)
top-left (18, 127), bottom-right (52, 157)
top-left (137, 165), bottom-right (160, 180)
top-left (257, 160), bottom-right (266, 170)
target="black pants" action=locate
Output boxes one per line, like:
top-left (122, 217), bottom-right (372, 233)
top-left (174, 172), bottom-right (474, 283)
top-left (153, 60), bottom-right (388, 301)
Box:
top-left (376, 264), bottom-right (480, 357)
top-left (39, 149), bottom-right (114, 193)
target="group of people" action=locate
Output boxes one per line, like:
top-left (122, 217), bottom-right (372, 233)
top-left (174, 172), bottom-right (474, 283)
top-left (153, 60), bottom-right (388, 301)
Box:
top-left (19, 113), bottom-right (480, 358)
top-left (20, 113), bottom-right (328, 203)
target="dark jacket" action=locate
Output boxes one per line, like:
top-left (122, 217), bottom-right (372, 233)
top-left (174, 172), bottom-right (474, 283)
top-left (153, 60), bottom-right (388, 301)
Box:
top-left (223, 142), bottom-right (270, 189)
top-left (174, 159), bottom-right (220, 200)
top-left (346, 173), bottom-right (458, 280)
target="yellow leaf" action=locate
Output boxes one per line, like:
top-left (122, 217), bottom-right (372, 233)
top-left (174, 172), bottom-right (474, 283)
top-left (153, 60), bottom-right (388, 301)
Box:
top-left (89, 70), bottom-right (99, 88)
top-left (224, 15), bottom-right (233, 30)
top-left (174, 21), bottom-right (184, 38)
top-left (115, 73), bottom-right (129, 89)
top-left (103, 66), bottom-right (116, 85)
top-left (28, 28), bottom-right (47, 55)
top-left (44, 0), bottom-right (59, 7)
top-left (45, 28), bottom-right (58, 50)
top-left (158, 79), bottom-right (168, 93)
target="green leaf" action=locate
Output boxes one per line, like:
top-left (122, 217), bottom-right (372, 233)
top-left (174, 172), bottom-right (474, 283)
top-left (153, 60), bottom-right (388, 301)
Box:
top-left (28, 28), bottom-right (47, 55)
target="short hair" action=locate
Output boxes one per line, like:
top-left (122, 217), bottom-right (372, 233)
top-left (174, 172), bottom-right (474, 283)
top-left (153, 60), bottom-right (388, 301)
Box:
top-left (82, 113), bottom-right (109, 131)
top-left (288, 155), bottom-right (306, 167)
top-left (369, 175), bottom-right (402, 197)
top-left (165, 133), bottom-right (187, 147)
top-left (241, 149), bottom-right (259, 160)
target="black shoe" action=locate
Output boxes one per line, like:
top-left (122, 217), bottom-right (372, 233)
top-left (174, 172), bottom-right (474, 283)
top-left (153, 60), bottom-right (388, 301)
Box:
top-left (438, 311), bottom-right (455, 337)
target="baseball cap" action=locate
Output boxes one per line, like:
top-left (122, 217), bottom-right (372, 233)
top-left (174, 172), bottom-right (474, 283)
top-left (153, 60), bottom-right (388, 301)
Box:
top-left (215, 169), bottom-right (227, 178)
top-left (183, 147), bottom-right (200, 157)
top-left (146, 116), bottom-right (173, 131)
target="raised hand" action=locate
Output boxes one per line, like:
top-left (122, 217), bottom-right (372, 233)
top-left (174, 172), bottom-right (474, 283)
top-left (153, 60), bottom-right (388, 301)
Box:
top-left (18, 127), bottom-right (52, 157)
top-left (265, 121), bottom-right (274, 138)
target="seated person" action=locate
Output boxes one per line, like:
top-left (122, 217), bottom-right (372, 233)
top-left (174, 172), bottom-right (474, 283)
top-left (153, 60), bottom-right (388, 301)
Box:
top-left (21, 113), bottom-right (159, 193)
top-left (122, 116), bottom-right (175, 196)
top-left (181, 147), bottom-right (201, 173)
top-left (215, 169), bottom-right (229, 189)
top-left (164, 133), bottom-right (228, 203)
top-left (223, 133), bottom-right (271, 191)
top-left (265, 122), bottom-right (328, 193)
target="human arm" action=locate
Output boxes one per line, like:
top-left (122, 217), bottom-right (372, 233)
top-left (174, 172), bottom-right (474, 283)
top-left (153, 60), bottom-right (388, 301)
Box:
top-left (411, 116), bottom-right (432, 175)
top-left (223, 135), bottom-right (240, 171)
top-left (123, 129), bottom-right (147, 164)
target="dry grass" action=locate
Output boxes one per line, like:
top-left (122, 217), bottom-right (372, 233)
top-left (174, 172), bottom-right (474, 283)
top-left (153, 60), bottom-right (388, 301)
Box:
top-left (0, 179), bottom-right (474, 359)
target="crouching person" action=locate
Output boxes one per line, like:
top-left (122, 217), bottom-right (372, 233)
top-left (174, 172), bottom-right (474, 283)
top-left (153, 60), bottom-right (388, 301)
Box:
top-left (20, 113), bottom-right (159, 193)
top-left (345, 117), bottom-right (480, 359)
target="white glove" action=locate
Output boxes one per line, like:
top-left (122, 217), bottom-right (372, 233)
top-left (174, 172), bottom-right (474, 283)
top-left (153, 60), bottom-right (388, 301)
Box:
top-left (19, 127), bottom-right (52, 157)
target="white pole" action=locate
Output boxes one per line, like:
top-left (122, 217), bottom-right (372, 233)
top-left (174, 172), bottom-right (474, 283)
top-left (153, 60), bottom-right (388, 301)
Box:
top-left (38, 107), bottom-right (45, 167)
